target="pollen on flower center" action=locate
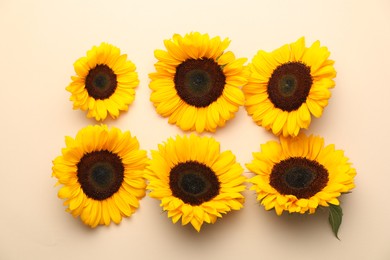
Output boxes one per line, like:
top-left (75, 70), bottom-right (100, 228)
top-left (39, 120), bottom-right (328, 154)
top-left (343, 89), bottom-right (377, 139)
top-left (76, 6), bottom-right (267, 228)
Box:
top-left (267, 62), bottom-right (313, 112)
top-left (169, 161), bottom-right (220, 205)
top-left (269, 157), bottom-right (329, 199)
top-left (85, 64), bottom-right (118, 100)
top-left (77, 150), bottom-right (124, 200)
top-left (174, 58), bottom-right (226, 107)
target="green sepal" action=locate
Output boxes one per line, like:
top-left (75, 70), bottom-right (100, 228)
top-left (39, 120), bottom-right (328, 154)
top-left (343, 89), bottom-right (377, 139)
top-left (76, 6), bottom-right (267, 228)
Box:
top-left (328, 203), bottom-right (343, 239)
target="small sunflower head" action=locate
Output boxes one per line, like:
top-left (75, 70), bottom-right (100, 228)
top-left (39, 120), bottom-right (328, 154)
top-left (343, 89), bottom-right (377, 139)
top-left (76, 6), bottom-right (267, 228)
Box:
top-left (52, 125), bottom-right (148, 227)
top-left (243, 37), bottom-right (336, 137)
top-left (246, 133), bottom-right (356, 215)
top-left (66, 43), bottom-right (139, 121)
top-left (149, 32), bottom-right (248, 133)
top-left (144, 134), bottom-right (246, 231)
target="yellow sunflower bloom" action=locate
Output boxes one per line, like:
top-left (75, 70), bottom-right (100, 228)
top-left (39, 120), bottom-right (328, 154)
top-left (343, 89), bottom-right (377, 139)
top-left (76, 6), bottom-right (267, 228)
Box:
top-left (144, 134), bottom-right (246, 231)
top-left (243, 37), bottom-right (336, 137)
top-left (149, 32), bottom-right (248, 133)
top-left (52, 125), bottom-right (148, 227)
top-left (247, 133), bottom-right (356, 216)
top-left (66, 43), bottom-right (139, 121)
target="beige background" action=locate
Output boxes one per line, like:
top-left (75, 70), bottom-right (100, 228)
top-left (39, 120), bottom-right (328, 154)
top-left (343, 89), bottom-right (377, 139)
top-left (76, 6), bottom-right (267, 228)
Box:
top-left (1, 0), bottom-right (389, 259)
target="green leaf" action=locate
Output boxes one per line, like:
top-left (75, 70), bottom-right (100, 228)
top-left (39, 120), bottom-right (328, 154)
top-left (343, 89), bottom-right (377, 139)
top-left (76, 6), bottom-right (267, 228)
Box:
top-left (328, 203), bottom-right (343, 239)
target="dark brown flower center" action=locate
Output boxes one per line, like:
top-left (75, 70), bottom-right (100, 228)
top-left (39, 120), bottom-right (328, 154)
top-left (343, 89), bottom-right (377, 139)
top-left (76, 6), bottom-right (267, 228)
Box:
top-left (269, 157), bottom-right (328, 199)
top-left (267, 62), bottom-right (312, 111)
top-left (77, 150), bottom-right (124, 200)
top-left (174, 58), bottom-right (226, 107)
top-left (85, 64), bottom-right (117, 99)
top-left (169, 161), bottom-right (220, 205)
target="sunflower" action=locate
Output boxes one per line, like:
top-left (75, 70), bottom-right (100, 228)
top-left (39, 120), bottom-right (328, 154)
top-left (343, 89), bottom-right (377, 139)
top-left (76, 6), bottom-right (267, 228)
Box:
top-left (247, 133), bottom-right (356, 216)
top-left (52, 125), bottom-right (148, 227)
top-left (243, 37), bottom-right (336, 137)
top-left (149, 32), bottom-right (248, 133)
top-left (144, 134), bottom-right (246, 231)
top-left (66, 43), bottom-right (139, 121)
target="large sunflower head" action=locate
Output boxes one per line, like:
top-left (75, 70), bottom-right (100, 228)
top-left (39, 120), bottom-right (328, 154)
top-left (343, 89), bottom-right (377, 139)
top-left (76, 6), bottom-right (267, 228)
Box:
top-left (66, 43), bottom-right (139, 121)
top-left (246, 133), bottom-right (356, 216)
top-left (149, 32), bottom-right (248, 133)
top-left (52, 125), bottom-right (148, 227)
top-left (144, 134), bottom-right (246, 231)
top-left (243, 37), bottom-right (336, 137)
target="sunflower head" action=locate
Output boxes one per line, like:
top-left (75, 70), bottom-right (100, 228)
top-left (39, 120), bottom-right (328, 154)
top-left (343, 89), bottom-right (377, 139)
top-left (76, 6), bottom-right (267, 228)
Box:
top-left (66, 43), bottom-right (139, 121)
top-left (52, 125), bottom-right (148, 227)
top-left (243, 37), bottom-right (336, 137)
top-left (144, 134), bottom-right (246, 231)
top-left (149, 32), bottom-right (249, 133)
top-left (246, 133), bottom-right (356, 215)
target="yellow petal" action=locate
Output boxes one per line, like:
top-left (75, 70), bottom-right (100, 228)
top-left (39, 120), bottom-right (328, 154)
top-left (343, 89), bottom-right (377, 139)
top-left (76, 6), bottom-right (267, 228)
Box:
top-left (96, 100), bottom-right (108, 120)
top-left (217, 51), bottom-right (235, 65)
top-left (190, 217), bottom-right (202, 232)
top-left (195, 108), bottom-right (206, 133)
top-left (223, 85), bottom-right (245, 105)
top-left (306, 98), bottom-right (324, 118)
top-left (297, 103), bottom-right (311, 127)
top-left (286, 111), bottom-right (299, 137)
top-left (73, 57), bottom-right (89, 77)
top-left (272, 110), bottom-right (288, 135)
top-left (114, 193), bottom-right (131, 216)
top-left (181, 204), bottom-right (193, 225)
top-left (101, 200), bottom-right (111, 226)
top-left (290, 37), bottom-right (305, 61)
top-left (107, 197), bottom-right (122, 224)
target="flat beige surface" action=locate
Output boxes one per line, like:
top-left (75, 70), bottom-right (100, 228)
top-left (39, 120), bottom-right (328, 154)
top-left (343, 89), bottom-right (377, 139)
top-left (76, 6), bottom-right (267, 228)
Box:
top-left (1, 0), bottom-right (389, 259)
